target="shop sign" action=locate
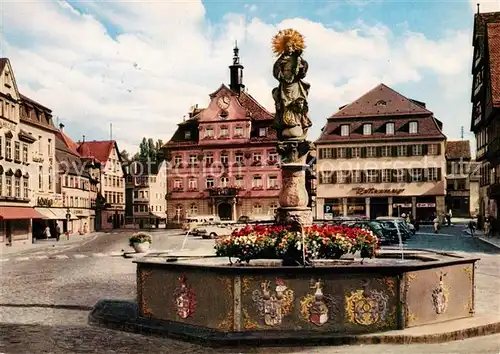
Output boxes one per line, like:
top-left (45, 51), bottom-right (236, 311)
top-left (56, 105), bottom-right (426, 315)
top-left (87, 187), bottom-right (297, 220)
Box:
top-left (352, 187), bottom-right (404, 196)
top-left (36, 197), bottom-right (53, 207)
top-left (324, 205), bottom-right (342, 213)
top-left (417, 203), bottom-right (436, 208)
top-left (324, 213), bottom-right (333, 220)
top-left (393, 203), bottom-right (412, 208)
top-left (73, 209), bottom-right (85, 215)
top-left (348, 205), bottom-right (365, 211)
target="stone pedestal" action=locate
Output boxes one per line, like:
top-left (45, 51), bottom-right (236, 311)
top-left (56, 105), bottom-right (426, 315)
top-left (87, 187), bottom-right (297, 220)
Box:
top-left (276, 140), bottom-right (314, 228)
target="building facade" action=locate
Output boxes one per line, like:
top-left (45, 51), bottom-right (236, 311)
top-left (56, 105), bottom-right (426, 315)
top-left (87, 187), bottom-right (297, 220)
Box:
top-left (77, 140), bottom-right (125, 230)
top-left (0, 58), bottom-right (45, 245)
top-left (315, 84), bottom-right (447, 222)
top-left (55, 126), bottom-right (99, 233)
top-left (126, 160), bottom-right (167, 228)
top-left (445, 140), bottom-right (480, 218)
top-left (163, 46), bottom-right (280, 224)
top-left (470, 10), bottom-right (500, 228)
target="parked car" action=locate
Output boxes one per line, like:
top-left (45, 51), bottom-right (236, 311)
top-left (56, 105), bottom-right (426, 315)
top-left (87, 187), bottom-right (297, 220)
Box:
top-left (183, 215), bottom-right (221, 232)
top-left (376, 216), bottom-right (416, 235)
top-left (236, 215), bottom-right (275, 225)
top-left (348, 221), bottom-right (392, 245)
top-left (377, 220), bottom-right (411, 242)
top-left (197, 223), bottom-right (234, 239)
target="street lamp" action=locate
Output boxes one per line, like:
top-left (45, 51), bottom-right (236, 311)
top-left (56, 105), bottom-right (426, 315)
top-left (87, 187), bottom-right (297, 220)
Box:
top-left (65, 207), bottom-right (71, 240)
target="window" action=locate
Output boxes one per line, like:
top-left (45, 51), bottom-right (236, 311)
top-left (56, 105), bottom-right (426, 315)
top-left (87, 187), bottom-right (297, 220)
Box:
top-left (220, 127), bottom-right (229, 137)
top-left (175, 205), bottom-right (183, 217)
top-left (409, 121), bottom-right (418, 134)
top-left (220, 153), bottom-right (229, 165)
top-left (386, 122), bottom-right (395, 135)
top-left (14, 142), bottom-right (20, 161)
top-left (366, 170), bottom-right (378, 183)
top-left (205, 128), bottom-right (214, 138)
top-left (395, 169), bottom-right (405, 183)
top-left (259, 128), bottom-right (267, 137)
top-left (412, 144), bottom-right (422, 156)
top-left (351, 147), bottom-right (361, 158)
top-left (397, 145), bottom-right (407, 157)
top-left (235, 152), bottom-right (244, 164)
top-left (174, 155), bottom-right (182, 166)
top-left (188, 178), bottom-right (197, 189)
top-left (367, 146), bottom-right (376, 158)
top-left (427, 168), bottom-right (438, 181)
top-left (269, 203), bottom-right (278, 215)
top-left (337, 147), bottom-right (347, 159)
top-left (0, 137), bottom-right (2, 157)
top-left (0, 175), bottom-right (3, 195)
top-left (189, 204), bottom-right (198, 216)
top-left (38, 166), bottom-right (43, 190)
top-left (184, 131), bottom-right (191, 139)
top-left (382, 169), bottom-right (391, 183)
top-left (174, 179), bottom-right (182, 188)
top-left (189, 154), bottom-right (197, 166)
top-left (337, 171), bottom-right (348, 184)
top-left (381, 146), bottom-right (390, 157)
top-left (5, 175), bottom-right (12, 197)
top-left (268, 175), bottom-right (278, 188)
top-left (235, 175), bottom-right (244, 187)
top-left (319, 148), bottom-right (333, 159)
top-left (220, 176), bottom-right (229, 187)
top-left (235, 126), bottom-right (243, 137)
top-left (352, 170), bottom-right (362, 183)
top-left (268, 151), bottom-right (279, 162)
top-left (252, 175), bottom-right (262, 188)
top-left (253, 204), bottom-right (263, 215)
top-left (206, 177), bottom-right (214, 188)
top-left (253, 152), bottom-right (262, 163)
top-left (14, 177), bottom-right (20, 198)
top-left (428, 144), bottom-right (439, 155)
top-left (341, 125), bottom-right (350, 136)
top-left (205, 152), bottom-right (214, 165)
top-left (363, 124), bottom-right (372, 135)
top-left (411, 168), bottom-right (423, 182)
top-left (319, 171), bottom-right (333, 184)
top-left (38, 135), bottom-right (42, 153)
top-left (5, 138), bottom-right (11, 160)
top-left (48, 138), bottom-right (52, 155)
top-left (22, 144), bottom-right (28, 163)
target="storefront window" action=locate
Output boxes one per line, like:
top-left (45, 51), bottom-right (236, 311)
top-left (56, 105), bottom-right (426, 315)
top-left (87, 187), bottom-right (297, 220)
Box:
top-left (347, 198), bottom-right (366, 216)
top-left (416, 196), bottom-right (437, 221)
top-left (324, 198), bottom-right (342, 218)
top-left (392, 197), bottom-right (412, 217)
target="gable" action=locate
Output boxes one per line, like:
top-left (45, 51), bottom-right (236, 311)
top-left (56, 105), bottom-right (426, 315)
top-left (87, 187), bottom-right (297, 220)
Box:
top-left (330, 83), bottom-right (432, 119)
top-left (199, 84), bottom-right (247, 122)
top-left (0, 58), bottom-right (20, 101)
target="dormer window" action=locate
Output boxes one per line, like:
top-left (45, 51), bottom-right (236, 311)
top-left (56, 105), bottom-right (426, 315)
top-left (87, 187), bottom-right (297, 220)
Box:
top-left (184, 131), bottom-right (191, 139)
top-left (340, 124), bottom-right (350, 137)
top-left (363, 124), bottom-right (372, 135)
top-left (219, 110), bottom-right (228, 119)
top-left (375, 100), bottom-right (387, 106)
top-left (386, 122), bottom-right (395, 135)
top-left (409, 121), bottom-right (418, 134)
top-left (259, 128), bottom-right (267, 137)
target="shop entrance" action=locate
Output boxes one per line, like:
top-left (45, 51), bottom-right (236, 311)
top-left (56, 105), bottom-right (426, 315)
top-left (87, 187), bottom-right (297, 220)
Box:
top-left (218, 203), bottom-right (233, 221)
top-left (370, 198), bottom-right (389, 219)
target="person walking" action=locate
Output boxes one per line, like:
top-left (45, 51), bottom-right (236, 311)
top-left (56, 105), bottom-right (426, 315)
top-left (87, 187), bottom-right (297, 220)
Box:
top-left (55, 224), bottom-right (61, 241)
top-left (44, 225), bottom-right (51, 239)
top-left (468, 219), bottom-right (476, 237)
top-left (433, 216), bottom-right (439, 234)
top-left (484, 216), bottom-right (491, 237)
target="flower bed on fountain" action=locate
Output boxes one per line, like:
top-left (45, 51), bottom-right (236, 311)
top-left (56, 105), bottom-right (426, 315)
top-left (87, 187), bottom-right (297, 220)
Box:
top-left (214, 225), bottom-right (378, 264)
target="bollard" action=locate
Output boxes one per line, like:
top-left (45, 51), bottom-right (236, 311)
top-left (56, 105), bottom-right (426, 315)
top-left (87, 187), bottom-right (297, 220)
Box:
top-left (66, 232), bottom-right (70, 240)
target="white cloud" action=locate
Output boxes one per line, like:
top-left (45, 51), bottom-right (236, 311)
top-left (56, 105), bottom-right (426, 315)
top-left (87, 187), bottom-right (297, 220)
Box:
top-left (2, 0), bottom-right (473, 154)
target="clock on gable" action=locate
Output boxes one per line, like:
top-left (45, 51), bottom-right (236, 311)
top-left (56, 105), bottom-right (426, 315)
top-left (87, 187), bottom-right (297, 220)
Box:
top-left (217, 95), bottom-right (230, 110)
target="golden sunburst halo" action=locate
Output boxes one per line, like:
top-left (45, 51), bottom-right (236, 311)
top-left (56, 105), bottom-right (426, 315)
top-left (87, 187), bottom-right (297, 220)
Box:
top-left (272, 29), bottom-right (306, 56)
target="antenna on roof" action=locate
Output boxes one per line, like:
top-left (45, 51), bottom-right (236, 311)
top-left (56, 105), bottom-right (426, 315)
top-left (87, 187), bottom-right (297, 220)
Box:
top-left (477, 3), bottom-right (480, 13)
top-left (461, 126), bottom-right (464, 140)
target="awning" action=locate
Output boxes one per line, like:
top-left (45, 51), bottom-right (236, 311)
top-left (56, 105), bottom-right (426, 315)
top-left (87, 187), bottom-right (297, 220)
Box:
top-left (34, 208), bottom-right (59, 220)
top-left (150, 212), bottom-right (166, 219)
top-left (0, 207), bottom-right (47, 220)
top-left (51, 208), bottom-right (78, 220)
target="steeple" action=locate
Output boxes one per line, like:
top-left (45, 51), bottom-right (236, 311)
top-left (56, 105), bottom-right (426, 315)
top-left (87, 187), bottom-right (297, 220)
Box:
top-left (229, 41), bottom-right (245, 94)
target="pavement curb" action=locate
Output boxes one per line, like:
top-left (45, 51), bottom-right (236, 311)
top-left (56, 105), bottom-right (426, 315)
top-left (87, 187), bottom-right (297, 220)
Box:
top-left (476, 237), bottom-right (500, 250)
top-left (88, 300), bottom-right (500, 347)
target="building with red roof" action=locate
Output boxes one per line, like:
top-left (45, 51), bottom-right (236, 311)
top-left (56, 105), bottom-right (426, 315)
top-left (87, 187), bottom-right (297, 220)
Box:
top-left (315, 83), bottom-right (447, 221)
top-left (162, 45), bottom-right (280, 223)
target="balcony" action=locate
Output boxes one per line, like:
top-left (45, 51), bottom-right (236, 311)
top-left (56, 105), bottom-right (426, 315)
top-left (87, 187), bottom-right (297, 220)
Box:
top-left (207, 187), bottom-right (241, 197)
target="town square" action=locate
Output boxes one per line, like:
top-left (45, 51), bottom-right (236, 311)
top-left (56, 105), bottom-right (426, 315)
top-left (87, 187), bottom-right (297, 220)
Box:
top-left (1, 0), bottom-right (500, 353)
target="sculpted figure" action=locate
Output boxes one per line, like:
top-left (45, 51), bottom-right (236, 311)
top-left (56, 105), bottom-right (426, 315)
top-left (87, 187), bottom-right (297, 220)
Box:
top-left (272, 29), bottom-right (312, 141)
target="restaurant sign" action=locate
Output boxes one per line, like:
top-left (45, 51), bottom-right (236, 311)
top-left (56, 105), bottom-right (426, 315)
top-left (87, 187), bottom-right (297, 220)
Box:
top-left (352, 187), bottom-right (404, 196)
top-left (416, 203), bottom-right (436, 208)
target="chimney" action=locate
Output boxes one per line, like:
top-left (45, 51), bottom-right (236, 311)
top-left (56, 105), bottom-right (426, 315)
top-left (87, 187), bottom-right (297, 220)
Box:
top-left (82, 135), bottom-right (85, 143)
top-left (59, 123), bottom-right (64, 131)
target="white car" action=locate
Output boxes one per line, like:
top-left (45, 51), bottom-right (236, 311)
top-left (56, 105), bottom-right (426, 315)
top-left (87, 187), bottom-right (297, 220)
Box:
top-left (197, 223), bottom-right (234, 239)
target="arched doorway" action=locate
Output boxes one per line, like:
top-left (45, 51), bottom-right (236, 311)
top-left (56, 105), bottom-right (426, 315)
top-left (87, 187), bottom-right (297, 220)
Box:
top-left (218, 203), bottom-right (232, 221)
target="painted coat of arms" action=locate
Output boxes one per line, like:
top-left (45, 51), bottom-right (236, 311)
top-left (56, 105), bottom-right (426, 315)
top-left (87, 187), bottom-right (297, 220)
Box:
top-left (173, 275), bottom-right (196, 319)
top-left (432, 272), bottom-right (449, 314)
top-left (300, 278), bottom-right (337, 326)
top-left (252, 279), bottom-right (294, 326)
top-left (345, 280), bottom-right (389, 326)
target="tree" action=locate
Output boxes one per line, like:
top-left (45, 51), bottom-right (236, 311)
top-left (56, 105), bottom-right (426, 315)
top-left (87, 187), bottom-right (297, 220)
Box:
top-left (120, 150), bottom-right (130, 162)
top-left (139, 138), bottom-right (149, 161)
top-left (137, 137), bottom-right (165, 163)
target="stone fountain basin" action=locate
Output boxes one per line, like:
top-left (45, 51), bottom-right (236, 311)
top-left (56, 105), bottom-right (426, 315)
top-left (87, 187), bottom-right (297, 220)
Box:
top-left (89, 250), bottom-right (478, 345)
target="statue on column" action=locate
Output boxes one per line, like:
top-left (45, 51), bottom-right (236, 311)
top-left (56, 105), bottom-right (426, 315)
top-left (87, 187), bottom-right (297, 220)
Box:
top-left (272, 29), bottom-right (312, 142)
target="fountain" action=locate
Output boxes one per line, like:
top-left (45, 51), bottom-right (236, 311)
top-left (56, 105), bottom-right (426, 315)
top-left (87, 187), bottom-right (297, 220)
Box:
top-left (89, 30), bottom-right (481, 346)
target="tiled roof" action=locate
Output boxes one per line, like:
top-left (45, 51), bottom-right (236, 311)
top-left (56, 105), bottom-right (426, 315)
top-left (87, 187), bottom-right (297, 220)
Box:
top-left (77, 140), bottom-right (115, 164)
top-left (19, 94), bottom-right (52, 112)
top-left (238, 92), bottom-right (273, 121)
top-left (330, 83), bottom-right (431, 119)
top-left (487, 23), bottom-right (500, 107)
top-left (317, 83), bottom-right (444, 143)
top-left (56, 130), bottom-right (80, 155)
top-left (446, 140), bottom-right (471, 160)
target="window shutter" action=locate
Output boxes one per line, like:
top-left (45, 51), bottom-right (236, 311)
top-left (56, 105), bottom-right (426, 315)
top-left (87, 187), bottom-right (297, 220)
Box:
top-left (332, 171), bottom-right (337, 184)
top-left (346, 148), bottom-right (352, 159)
top-left (437, 143), bottom-right (441, 155)
top-left (423, 144), bottom-right (428, 155)
top-left (407, 146), bottom-right (413, 157)
top-left (333, 148), bottom-right (338, 159)
top-left (376, 170), bottom-right (381, 183)
top-left (361, 147), bottom-right (367, 158)
top-left (437, 168), bottom-right (442, 181)
top-left (376, 146), bottom-right (382, 157)
top-left (391, 146), bottom-right (397, 157)
top-left (423, 168), bottom-right (429, 182)
top-left (405, 169), bottom-right (411, 183)
top-left (347, 171), bottom-right (352, 184)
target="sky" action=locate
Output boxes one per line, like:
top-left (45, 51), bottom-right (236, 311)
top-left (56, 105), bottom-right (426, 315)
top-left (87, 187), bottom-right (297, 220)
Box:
top-left (1, 0), bottom-right (498, 155)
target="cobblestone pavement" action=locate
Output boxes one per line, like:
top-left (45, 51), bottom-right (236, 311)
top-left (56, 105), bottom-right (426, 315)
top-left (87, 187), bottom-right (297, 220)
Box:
top-left (0, 230), bottom-right (499, 353)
